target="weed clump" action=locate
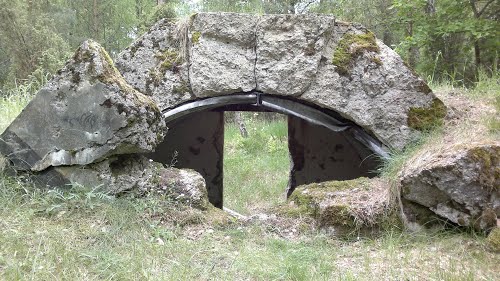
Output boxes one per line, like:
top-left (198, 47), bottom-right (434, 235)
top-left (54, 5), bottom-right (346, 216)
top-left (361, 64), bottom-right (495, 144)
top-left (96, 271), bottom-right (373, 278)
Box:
top-left (331, 31), bottom-right (380, 75)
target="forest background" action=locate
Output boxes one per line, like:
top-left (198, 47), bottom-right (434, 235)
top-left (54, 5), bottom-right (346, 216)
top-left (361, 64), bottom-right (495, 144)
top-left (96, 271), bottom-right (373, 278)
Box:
top-left (0, 0), bottom-right (498, 96)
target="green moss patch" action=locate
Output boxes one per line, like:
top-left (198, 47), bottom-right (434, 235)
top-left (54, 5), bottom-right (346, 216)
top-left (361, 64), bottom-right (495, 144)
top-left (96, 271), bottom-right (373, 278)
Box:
top-left (331, 31), bottom-right (380, 75)
top-left (155, 49), bottom-right (182, 73)
top-left (319, 204), bottom-right (355, 228)
top-left (191, 31), bottom-right (201, 45)
top-left (468, 146), bottom-right (500, 190)
top-left (487, 227), bottom-right (500, 252)
top-left (407, 98), bottom-right (447, 131)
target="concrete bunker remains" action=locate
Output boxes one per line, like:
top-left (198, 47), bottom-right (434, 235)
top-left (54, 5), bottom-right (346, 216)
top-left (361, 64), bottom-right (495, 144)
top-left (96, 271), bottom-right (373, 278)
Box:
top-left (0, 13), bottom-right (447, 216)
top-left (151, 92), bottom-right (386, 208)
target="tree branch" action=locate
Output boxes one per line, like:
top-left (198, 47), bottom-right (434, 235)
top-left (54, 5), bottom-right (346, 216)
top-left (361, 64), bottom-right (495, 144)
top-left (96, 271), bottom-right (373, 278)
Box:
top-left (478, 0), bottom-right (495, 16)
top-left (469, 0), bottom-right (479, 17)
top-left (470, 0), bottom-right (495, 18)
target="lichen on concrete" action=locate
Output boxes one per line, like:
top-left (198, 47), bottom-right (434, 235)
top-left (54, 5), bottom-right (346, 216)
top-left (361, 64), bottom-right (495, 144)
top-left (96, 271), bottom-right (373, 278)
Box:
top-left (191, 31), bottom-right (201, 44)
top-left (468, 146), bottom-right (500, 190)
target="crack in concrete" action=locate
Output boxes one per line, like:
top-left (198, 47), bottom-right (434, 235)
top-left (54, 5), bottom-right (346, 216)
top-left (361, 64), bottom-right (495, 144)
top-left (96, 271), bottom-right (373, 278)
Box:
top-left (298, 17), bottom-right (336, 98)
top-left (252, 17), bottom-right (262, 92)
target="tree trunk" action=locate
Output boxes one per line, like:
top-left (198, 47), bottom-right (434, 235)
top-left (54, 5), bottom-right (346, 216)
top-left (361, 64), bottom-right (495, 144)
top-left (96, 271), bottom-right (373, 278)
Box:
top-left (407, 20), bottom-right (417, 68)
top-left (474, 41), bottom-right (481, 68)
top-left (468, 0), bottom-right (495, 72)
top-left (92, 0), bottom-right (98, 35)
top-left (234, 112), bottom-right (248, 138)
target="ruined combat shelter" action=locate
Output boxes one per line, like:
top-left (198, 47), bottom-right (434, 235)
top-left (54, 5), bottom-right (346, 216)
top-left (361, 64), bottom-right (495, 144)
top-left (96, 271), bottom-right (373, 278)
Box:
top-left (0, 13), bottom-right (447, 210)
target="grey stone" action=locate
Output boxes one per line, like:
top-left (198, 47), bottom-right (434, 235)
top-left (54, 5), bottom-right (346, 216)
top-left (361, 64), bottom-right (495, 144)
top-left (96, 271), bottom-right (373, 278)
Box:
top-left (255, 14), bottom-right (335, 96)
top-left (190, 13), bottom-right (258, 97)
top-left (0, 40), bottom-right (166, 172)
top-left (154, 167), bottom-right (209, 209)
top-left (115, 19), bottom-right (193, 111)
top-left (56, 155), bottom-right (209, 209)
top-left (400, 142), bottom-right (500, 231)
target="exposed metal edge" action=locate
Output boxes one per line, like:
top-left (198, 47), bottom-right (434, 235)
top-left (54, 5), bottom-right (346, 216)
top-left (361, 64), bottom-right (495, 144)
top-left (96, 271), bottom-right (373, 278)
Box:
top-left (259, 96), bottom-right (349, 132)
top-left (162, 94), bottom-right (257, 123)
top-left (350, 127), bottom-right (390, 159)
top-left (161, 94), bottom-right (390, 158)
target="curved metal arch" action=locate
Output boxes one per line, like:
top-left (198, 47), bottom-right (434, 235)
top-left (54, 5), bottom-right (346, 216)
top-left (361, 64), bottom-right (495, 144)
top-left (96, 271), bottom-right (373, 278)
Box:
top-left (162, 92), bottom-right (390, 159)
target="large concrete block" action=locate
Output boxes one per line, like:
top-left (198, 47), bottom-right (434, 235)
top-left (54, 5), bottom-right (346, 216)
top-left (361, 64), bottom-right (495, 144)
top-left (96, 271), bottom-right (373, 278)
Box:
top-left (0, 40), bottom-right (166, 173)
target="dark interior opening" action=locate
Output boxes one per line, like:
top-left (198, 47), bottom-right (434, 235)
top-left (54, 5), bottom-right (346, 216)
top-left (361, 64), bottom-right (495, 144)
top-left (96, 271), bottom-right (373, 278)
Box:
top-left (147, 94), bottom-right (383, 209)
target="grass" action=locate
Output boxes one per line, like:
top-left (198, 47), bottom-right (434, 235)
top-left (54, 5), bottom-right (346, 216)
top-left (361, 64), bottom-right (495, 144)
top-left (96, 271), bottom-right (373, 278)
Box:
top-left (223, 113), bottom-right (289, 215)
top-left (0, 179), bottom-right (498, 280)
top-left (0, 89), bottom-right (34, 133)
top-left (0, 77), bottom-right (499, 279)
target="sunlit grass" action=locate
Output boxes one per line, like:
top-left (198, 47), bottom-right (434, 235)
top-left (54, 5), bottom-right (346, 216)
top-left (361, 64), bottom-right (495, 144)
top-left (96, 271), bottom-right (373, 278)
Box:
top-left (223, 113), bottom-right (289, 214)
top-left (0, 93), bottom-right (33, 133)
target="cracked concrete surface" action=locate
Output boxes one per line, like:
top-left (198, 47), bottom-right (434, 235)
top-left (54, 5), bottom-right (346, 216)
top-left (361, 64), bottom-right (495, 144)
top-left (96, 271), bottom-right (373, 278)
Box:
top-left (116, 13), bottom-right (442, 150)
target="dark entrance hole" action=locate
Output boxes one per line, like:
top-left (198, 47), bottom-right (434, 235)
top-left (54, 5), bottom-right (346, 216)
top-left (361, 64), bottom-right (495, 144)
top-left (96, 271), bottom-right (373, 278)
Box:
top-left (148, 93), bottom-right (384, 209)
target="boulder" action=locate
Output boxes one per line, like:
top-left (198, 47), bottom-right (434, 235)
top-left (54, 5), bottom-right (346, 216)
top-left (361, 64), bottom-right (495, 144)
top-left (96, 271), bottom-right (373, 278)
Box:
top-left (400, 142), bottom-right (500, 231)
top-left (55, 155), bottom-right (209, 209)
top-left (0, 40), bottom-right (167, 173)
top-left (283, 177), bottom-right (396, 236)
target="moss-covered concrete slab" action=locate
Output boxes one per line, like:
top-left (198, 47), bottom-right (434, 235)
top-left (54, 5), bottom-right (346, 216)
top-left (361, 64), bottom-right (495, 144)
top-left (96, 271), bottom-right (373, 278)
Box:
top-left (282, 177), bottom-right (398, 236)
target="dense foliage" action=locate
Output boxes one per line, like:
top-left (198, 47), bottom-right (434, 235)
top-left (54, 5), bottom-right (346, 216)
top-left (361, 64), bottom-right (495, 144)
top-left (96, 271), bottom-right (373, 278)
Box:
top-left (0, 0), bottom-right (498, 93)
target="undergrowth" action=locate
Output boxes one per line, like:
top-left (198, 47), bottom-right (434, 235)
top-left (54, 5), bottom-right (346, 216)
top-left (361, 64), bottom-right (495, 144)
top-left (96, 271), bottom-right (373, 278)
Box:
top-left (0, 74), bottom-right (498, 279)
top-left (0, 174), bottom-right (498, 280)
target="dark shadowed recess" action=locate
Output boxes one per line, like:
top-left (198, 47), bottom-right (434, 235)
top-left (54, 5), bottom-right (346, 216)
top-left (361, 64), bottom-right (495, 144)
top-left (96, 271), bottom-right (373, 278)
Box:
top-left (147, 92), bottom-right (387, 208)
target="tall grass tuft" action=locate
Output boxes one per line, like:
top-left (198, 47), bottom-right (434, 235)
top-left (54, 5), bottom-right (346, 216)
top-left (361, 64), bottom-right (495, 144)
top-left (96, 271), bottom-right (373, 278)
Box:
top-left (0, 69), bottom-right (50, 133)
